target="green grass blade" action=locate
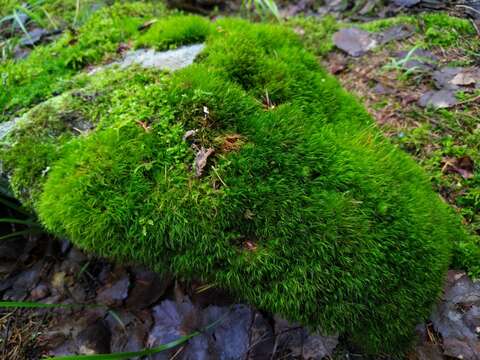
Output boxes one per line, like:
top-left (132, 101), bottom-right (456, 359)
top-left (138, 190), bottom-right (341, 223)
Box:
top-left (262, 0), bottom-right (280, 20)
top-left (45, 334), bottom-right (197, 360)
top-left (0, 218), bottom-right (39, 226)
top-left (0, 196), bottom-right (31, 215)
top-left (0, 15), bottom-right (14, 26)
top-left (0, 301), bottom-right (104, 309)
top-left (73, 0), bottom-right (81, 27)
top-left (15, 5), bottom-right (47, 28)
top-left (41, 6), bottom-right (58, 29)
top-left (46, 313), bottom-right (227, 359)
top-left (12, 10), bottom-right (33, 45)
top-left (0, 301), bottom-right (78, 309)
top-left (0, 228), bottom-right (42, 241)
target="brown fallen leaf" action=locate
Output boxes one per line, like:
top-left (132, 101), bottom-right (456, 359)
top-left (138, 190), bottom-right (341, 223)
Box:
top-left (136, 120), bottom-right (151, 133)
top-left (442, 156), bottom-right (475, 180)
top-left (183, 129), bottom-right (198, 142)
top-left (194, 147), bottom-right (214, 178)
top-left (329, 62), bottom-right (347, 75)
top-left (451, 72), bottom-right (477, 86)
top-left (221, 134), bottom-right (243, 152)
top-left (116, 42), bottom-right (131, 54)
top-left (243, 240), bottom-right (257, 251)
top-left (138, 19), bottom-right (158, 31)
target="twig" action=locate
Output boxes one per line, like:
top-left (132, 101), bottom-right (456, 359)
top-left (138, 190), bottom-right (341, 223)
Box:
top-left (456, 4), bottom-right (480, 17)
top-left (470, 18), bottom-right (480, 36)
top-left (169, 346), bottom-right (185, 360)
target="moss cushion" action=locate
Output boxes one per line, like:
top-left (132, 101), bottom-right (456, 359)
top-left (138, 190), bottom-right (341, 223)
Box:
top-left (1, 14), bottom-right (473, 354)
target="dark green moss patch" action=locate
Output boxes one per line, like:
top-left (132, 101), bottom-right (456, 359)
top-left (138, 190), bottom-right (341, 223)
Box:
top-left (2, 15), bottom-right (476, 356)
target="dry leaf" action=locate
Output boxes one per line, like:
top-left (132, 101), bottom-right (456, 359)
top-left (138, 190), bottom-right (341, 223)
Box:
top-left (194, 147), bottom-right (214, 178)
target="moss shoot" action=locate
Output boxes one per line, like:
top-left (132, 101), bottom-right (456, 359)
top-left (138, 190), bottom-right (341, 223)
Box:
top-left (2, 14), bottom-right (478, 355)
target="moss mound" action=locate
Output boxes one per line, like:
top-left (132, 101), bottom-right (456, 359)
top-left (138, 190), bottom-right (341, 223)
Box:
top-left (1, 15), bottom-right (474, 354)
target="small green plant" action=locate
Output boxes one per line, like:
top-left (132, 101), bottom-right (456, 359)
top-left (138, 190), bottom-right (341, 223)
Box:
top-left (241, 0), bottom-right (280, 21)
top-left (384, 45), bottom-right (421, 78)
top-left (0, 182), bottom-right (42, 241)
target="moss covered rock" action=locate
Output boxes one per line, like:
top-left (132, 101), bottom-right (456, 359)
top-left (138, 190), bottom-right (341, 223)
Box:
top-left (0, 14), bottom-right (474, 355)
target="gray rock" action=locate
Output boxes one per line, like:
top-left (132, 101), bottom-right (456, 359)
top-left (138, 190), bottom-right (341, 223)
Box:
top-left (19, 28), bottom-right (49, 47)
top-left (273, 316), bottom-right (338, 358)
top-left (96, 272), bottom-right (130, 307)
top-left (394, 0), bottom-right (421, 6)
top-left (119, 44), bottom-right (205, 70)
top-left (414, 344), bottom-right (444, 360)
top-left (333, 28), bottom-right (378, 57)
top-left (201, 304), bottom-right (252, 360)
top-left (379, 24), bottom-right (414, 44)
top-left (433, 67), bottom-right (480, 90)
top-left (90, 44), bottom-right (205, 75)
top-left (418, 90), bottom-right (458, 109)
top-left (431, 271), bottom-right (480, 360)
top-left (0, 118), bottom-right (20, 141)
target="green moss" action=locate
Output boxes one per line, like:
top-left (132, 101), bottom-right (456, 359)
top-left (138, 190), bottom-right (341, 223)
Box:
top-left (361, 12), bottom-right (476, 48)
top-left (421, 13), bottom-right (476, 47)
top-left (2, 16), bottom-right (478, 355)
top-left (136, 15), bottom-right (213, 50)
top-left (0, 66), bottom-right (167, 208)
top-left (0, 2), bottom-right (165, 122)
top-left (286, 15), bottom-right (340, 57)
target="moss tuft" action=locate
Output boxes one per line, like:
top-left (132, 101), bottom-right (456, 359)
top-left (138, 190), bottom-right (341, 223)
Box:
top-left (286, 15), bottom-right (340, 57)
top-left (2, 16), bottom-right (478, 355)
top-left (360, 12), bottom-right (476, 48)
top-left (136, 15), bottom-right (213, 50)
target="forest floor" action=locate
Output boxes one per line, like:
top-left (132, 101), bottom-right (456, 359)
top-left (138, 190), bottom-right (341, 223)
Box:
top-left (0, 1), bottom-right (479, 359)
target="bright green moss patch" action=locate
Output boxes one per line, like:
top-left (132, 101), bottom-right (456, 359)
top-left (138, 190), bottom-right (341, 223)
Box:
top-left (360, 12), bottom-right (476, 48)
top-left (421, 13), bottom-right (476, 47)
top-left (286, 15), bottom-right (340, 57)
top-left (136, 15), bottom-right (213, 50)
top-left (2, 15), bottom-right (478, 355)
top-left (0, 66), bottom-right (166, 208)
top-left (0, 2), bottom-right (165, 122)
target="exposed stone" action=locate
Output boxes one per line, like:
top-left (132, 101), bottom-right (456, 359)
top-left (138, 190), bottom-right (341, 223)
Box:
top-left (96, 272), bottom-right (130, 307)
top-left (418, 90), bottom-right (458, 109)
top-left (333, 28), bottom-right (378, 57)
top-left (0, 118), bottom-right (20, 141)
top-left (433, 67), bottom-right (480, 90)
top-left (379, 24), bottom-right (414, 44)
top-left (19, 28), bottom-right (49, 47)
top-left (394, 0), bottom-right (421, 7)
top-left (89, 44), bottom-right (205, 75)
top-left (431, 270), bottom-right (480, 360)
